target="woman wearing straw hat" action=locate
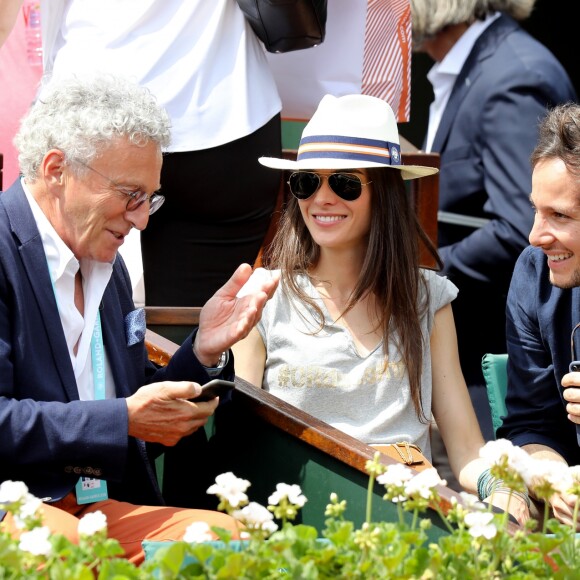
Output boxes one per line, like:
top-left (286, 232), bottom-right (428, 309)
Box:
top-left (232, 94), bottom-right (527, 520)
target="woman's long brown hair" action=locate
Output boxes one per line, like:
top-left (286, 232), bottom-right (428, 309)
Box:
top-left (263, 167), bottom-right (442, 421)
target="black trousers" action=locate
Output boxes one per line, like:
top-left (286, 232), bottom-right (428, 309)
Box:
top-left (141, 114), bottom-right (282, 306)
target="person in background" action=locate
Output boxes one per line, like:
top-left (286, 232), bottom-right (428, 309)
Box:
top-left (0, 1), bottom-right (43, 193)
top-left (499, 103), bottom-right (580, 529)
top-left (232, 93), bottom-right (529, 524)
top-left (0, 73), bottom-right (278, 563)
top-left (0, 0), bottom-right (283, 306)
top-left (409, 0), bottom-right (576, 470)
top-left (0, 0), bottom-right (21, 47)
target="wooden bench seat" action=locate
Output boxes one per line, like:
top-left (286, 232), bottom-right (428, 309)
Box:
top-left (145, 307), bottom-right (201, 347)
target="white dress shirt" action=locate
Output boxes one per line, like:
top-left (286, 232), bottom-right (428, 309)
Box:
top-left (425, 13), bottom-right (500, 152)
top-left (23, 179), bottom-right (117, 400)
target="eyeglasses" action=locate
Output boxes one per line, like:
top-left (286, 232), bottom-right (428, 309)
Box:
top-left (287, 171), bottom-right (372, 201)
top-left (73, 160), bottom-right (165, 215)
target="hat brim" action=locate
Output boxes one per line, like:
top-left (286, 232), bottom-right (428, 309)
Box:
top-left (258, 156), bottom-right (438, 181)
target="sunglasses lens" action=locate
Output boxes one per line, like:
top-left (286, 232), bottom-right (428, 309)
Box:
top-left (329, 173), bottom-right (363, 201)
top-left (288, 172), bottom-right (321, 199)
top-left (288, 172), bottom-right (365, 201)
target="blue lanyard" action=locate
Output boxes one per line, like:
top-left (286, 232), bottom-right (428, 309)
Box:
top-left (90, 310), bottom-right (106, 400)
top-left (49, 263), bottom-right (110, 502)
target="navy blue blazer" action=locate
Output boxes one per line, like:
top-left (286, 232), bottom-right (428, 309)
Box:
top-left (499, 246), bottom-right (580, 466)
top-left (434, 14), bottom-right (576, 287)
top-left (0, 180), bottom-right (232, 505)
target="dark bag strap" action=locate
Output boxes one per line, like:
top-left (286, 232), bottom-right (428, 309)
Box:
top-left (236, 0), bottom-right (327, 53)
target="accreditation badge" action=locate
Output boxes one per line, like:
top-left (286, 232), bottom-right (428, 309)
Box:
top-left (75, 477), bottom-right (109, 504)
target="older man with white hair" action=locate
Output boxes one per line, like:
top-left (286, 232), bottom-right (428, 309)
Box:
top-left (0, 73), bottom-right (278, 563)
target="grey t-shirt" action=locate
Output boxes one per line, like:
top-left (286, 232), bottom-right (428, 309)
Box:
top-left (256, 269), bottom-right (458, 460)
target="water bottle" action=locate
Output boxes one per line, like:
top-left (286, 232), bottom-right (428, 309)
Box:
top-left (24, 0), bottom-right (42, 67)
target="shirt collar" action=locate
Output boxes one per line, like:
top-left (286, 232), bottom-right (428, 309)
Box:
top-left (428, 12), bottom-right (501, 83)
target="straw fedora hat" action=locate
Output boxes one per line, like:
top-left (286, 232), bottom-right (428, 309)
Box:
top-left (259, 94), bottom-right (438, 180)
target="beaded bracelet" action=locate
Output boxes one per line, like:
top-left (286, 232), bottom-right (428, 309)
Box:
top-left (477, 468), bottom-right (530, 508)
top-left (492, 488), bottom-right (531, 508)
top-left (477, 468), bottom-right (500, 500)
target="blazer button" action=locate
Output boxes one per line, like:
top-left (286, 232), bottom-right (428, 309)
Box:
top-left (64, 466), bottom-right (73, 473)
top-left (73, 467), bottom-right (81, 475)
top-left (84, 467), bottom-right (93, 475)
top-left (93, 469), bottom-right (103, 477)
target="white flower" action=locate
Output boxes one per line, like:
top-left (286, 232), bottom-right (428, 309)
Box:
top-left (0, 480), bottom-right (29, 505)
top-left (479, 439), bottom-right (537, 488)
top-left (78, 510), bottom-right (107, 536)
top-left (13, 494), bottom-right (43, 529)
top-left (568, 465), bottom-right (580, 494)
top-left (479, 439), bottom-right (516, 461)
top-left (183, 521), bottom-right (213, 544)
top-left (404, 468), bottom-right (447, 500)
top-left (458, 492), bottom-right (486, 511)
top-left (377, 464), bottom-right (415, 487)
top-left (233, 502), bottom-right (278, 534)
top-left (268, 483), bottom-right (307, 508)
top-left (479, 439), bottom-right (531, 472)
top-left (18, 526), bottom-right (52, 557)
top-left (464, 511), bottom-right (497, 539)
top-left (569, 465), bottom-right (580, 482)
top-left (207, 472), bottom-right (251, 508)
top-left (520, 459), bottom-right (573, 495)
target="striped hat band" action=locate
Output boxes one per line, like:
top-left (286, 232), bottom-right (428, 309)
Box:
top-left (258, 94), bottom-right (438, 179)
top-left (297, 135), bottom-right (401, 167)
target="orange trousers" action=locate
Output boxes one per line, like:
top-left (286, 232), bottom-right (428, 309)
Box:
top-left (4, 492), bottom-right (239, 565)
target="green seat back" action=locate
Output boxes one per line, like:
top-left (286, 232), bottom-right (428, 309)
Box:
top-left (481, 353), bottom-right (509, 437)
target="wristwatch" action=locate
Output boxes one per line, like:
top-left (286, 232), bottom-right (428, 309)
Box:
top-left (202, 350), bottom-right (229, 377)
top-left (208, 351), bottom-right (229, 369)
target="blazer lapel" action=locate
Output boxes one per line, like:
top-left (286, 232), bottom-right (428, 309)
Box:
top-left (100, 273), bottom-right (133, 398)
top-left (3, 182), bottom-right (78, 400)
top-left (431, 15), bottom-right (517, 152)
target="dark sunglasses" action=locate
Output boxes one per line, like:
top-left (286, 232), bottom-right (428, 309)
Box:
top-left (287, 171), bottom-right (372, 201)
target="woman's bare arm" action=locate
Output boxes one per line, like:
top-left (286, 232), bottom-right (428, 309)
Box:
top-left (231, 326), bottom-right (267, 388)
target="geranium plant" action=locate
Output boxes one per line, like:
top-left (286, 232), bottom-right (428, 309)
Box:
top-left (1, 439), bottom-right (580, 579)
